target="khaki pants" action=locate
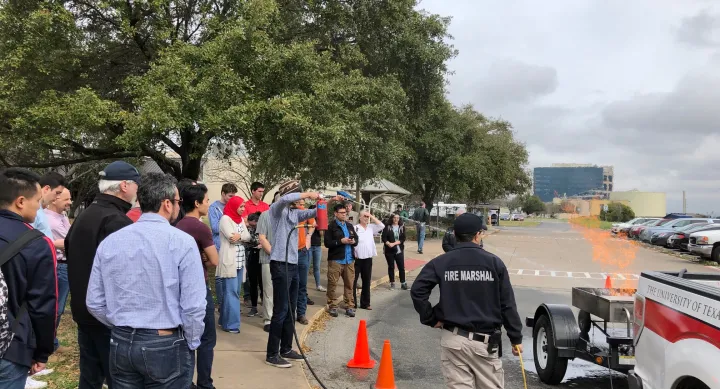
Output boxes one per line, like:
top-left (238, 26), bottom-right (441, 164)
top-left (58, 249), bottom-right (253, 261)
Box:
top-left (326, 260), bottom-right (355, 309)
top-left (440, 330), bottom-right (504, 389)
top-left (261, 263), bottom-right (273, 325)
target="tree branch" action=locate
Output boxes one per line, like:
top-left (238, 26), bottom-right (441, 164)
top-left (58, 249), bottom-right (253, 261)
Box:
top-left (11, 152), bottom-right (139, 169)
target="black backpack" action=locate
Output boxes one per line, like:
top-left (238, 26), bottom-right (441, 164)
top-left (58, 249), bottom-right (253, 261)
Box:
top-left (0, 229), bottom-right (45, 357)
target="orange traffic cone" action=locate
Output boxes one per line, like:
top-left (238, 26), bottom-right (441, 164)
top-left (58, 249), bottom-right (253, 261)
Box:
top-left (374, 340), bottom-right (397, 389)
top-left (347, 320), bottom-right (376, 369)
top-left (605, 275), bottom-right (613, 289)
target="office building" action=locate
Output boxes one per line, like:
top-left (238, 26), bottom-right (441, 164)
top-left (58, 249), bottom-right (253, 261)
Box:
top-left (534, 165), bottom-right (604, 202)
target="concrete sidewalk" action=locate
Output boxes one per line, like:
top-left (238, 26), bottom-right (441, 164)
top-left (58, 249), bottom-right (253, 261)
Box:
top-left (210, 239), bottom-right (443, 388)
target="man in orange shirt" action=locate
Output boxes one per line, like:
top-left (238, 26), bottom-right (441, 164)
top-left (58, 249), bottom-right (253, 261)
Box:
top-left (295, 200), bottom-right (315, 325)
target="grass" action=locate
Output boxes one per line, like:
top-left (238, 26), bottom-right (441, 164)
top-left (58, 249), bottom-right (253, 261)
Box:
top-left (40, 301), bottom-right (80, 389)
top-left (569, 216), bottom-right (614, 230)
top-left (498, 220), bottom-right (541, 227)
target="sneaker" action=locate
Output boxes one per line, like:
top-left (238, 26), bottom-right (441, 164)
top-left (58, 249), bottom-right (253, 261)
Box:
top-left (263, 324), bottom-right (270, 333)
top-left (247, 307), bottom-right (259, 317)
top-left (327, 307), bottom-right (338, 317)
top-left (389, 283), bottom-right (396, 290)
top-left (223, 328), bottom-right (240, 334)
top-left (317, 285), bottom-right (327, 292)
top-left (418, 250), bottom-right (423, 254)
top-left (25, 377), bottom-right (47, 389)
top-left (401, 283), bottom-right (409, 290)
top-left (346, 308), bottom-right (356, 317)
top-left (281, 350), bottom-right (305, 360)
top-left (32, 369), bottom-right (54, 377)
top-left (265, 355), bottom-right (292, 368)
top-left (360, 305), bottom-right (372, 310)
top-left (297, 315), bottom-right (309, 325)
top-left (307, 298), bottom-right (315, 306)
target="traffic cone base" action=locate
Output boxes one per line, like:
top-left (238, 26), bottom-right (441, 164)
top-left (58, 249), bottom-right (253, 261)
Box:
top-left (348, 320), bottom-right (376, 369)
top-left (605, 275), bottom-right (613, 289)
top-left (374, 340), bottom-right (397, 389)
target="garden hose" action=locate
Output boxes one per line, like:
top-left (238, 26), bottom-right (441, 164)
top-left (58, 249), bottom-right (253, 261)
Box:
top-left (516, 345), bottom-right (528, 389)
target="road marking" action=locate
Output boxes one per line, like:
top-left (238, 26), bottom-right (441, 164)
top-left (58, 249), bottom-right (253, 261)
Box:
top-left (509, 269), bottom-right (640, 280)
top-left (495, 235), bottom-right (629, 242)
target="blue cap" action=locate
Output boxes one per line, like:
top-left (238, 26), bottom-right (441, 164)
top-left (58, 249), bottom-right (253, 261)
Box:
top-left (100, 161), bottom-right (141, 183)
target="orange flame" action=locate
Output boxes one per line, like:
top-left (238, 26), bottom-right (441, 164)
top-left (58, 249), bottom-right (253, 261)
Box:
top-left (569, 215), bottom-right (640, 293)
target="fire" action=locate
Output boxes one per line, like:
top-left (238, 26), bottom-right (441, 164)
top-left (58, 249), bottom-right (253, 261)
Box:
top-left (569, 215), bottom-right (640, 293)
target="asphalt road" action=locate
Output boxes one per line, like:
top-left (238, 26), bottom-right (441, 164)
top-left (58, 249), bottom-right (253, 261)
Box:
top-left (304, 220), bottom-right (714, 389)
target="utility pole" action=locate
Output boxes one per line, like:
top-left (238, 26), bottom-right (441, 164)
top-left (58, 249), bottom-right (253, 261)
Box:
top-left (682, 191), bottom-right (687, 214)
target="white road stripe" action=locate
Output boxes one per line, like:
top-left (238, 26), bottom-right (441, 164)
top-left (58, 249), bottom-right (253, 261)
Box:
top-left (584, 272), bottom-right (591, 279)
top-left (616, 273), bottom-right (626, 280)
top-left (517, 269), bottom-right (524, 275)
top-left (508, 269), bottom-right (640, 280)
top-left (567, 272), bottom-right (573, 278)
top-left (534, 270), bottom-right (540, 276)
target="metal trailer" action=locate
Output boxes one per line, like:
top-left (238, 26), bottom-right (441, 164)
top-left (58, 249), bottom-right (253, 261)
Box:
top-left (525, 287), bottom-right (637, 384)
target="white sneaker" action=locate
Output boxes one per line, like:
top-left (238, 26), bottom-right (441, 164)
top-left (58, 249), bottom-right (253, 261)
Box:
top-left (317, 285), bottom-right (327, 292)
top-left (25, 377), bottom-right (48, 389)
top-left (32, 369), bottom-right (54, 377)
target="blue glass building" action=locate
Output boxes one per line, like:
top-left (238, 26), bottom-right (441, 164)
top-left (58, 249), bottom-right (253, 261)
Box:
top-left (533, 166), bottom-right (604, 202)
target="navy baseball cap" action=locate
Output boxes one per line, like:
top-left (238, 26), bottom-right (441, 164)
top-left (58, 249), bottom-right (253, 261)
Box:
top-left (99, 161), bottom-right (141, 183)
top-left (453, 213), bottom-right (485, 235)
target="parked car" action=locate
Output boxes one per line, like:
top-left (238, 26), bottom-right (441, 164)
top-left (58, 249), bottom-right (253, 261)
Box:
top-left (668, 223), bottom-right (720, 251)
top-left (629, 219), bottom-right (670, 239)
top-left (652, 222), bottom-right (712, 247)
top-left (511, 214), bottom-right (525, 221)
top-left (500, 213), bottom-right (511, 221)
top-left (640, 218), bottom-right (717, 243)
top-left (688, 229), bottom-right (720, 261)
top-left (611, 217), bottom-right (657, 234)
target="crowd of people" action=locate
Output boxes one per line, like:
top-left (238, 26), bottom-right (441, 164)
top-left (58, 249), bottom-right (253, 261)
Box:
top-left (0, 161), bottom-right (421, 389)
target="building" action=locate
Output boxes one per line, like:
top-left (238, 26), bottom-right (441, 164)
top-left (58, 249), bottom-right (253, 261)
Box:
top-left (534, 165), bottom-right (604, 202)
top-left (550, 163), bottom-right (614, 197)
top-left (609, 190), bottom-right (666, 217)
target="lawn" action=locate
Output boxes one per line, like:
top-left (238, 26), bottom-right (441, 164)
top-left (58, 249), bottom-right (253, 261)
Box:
top-left (569, 216), bottom-right (614, 230)
top-left (40, 301), bottom-right (80, 389)
top-left (497, 220), bottom-right (541, 227)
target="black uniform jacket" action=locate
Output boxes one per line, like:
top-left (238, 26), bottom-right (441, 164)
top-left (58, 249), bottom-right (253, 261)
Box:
top-left (410, 242), bottom-right (523, 345)
top-left (65, 194), bottom-right (132, 327)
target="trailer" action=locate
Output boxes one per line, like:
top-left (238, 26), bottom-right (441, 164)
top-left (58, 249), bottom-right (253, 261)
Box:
top-left (525, 287), bottom-right (637, 384)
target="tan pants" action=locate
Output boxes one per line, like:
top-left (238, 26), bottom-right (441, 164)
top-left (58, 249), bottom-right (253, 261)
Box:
top-left (440, 330), bottom-right (504, 389)
top-left (261, 263), bottom-right (273, 325)
top-left (326, 260), bottom-right (355, 309)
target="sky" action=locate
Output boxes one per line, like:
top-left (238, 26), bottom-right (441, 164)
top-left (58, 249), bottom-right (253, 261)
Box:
top-left (418, 0), bottom-right (720, 215)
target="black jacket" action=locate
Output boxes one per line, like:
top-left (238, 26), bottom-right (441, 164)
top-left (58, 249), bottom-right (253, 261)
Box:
top-left (0, 210), bottom-right (57, 367)
top-left (442, 228), bottom-right (456, 252)
top-left (324, 220), bottom-right (358, 261)
top-left (65, 194), bottom-right (132, 327)
top-left (380, 224), bottom-right (406, 254)
top-left (410, 242), bottom-right (523, 345)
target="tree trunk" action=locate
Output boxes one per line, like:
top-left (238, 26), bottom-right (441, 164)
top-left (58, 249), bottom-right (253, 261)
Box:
top-left (355, 178), bottom-right (363, 211)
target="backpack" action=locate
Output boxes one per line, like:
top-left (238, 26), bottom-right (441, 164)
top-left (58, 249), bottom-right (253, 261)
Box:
top-left (0, 229), bottom-right (45, 357)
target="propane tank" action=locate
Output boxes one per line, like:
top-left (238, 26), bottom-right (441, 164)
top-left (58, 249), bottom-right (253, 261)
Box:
top-left (316, 197), bottom-right (329, 231)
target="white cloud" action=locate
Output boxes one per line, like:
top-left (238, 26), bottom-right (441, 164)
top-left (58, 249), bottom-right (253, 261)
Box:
top-left (418, 0), bottom-right (720, 215)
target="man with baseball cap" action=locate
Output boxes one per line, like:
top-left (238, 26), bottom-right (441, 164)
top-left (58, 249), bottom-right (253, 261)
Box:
top-left (65, 161), bottom-right (140, 389)
top-left (410, 213), bottom-right (523, 388)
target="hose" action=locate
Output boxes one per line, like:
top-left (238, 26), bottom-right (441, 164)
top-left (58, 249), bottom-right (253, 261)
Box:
top-left (516, 345), bottom-right (528, 389)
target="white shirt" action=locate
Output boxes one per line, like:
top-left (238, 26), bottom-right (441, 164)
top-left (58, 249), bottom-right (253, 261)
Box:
top-left (354, 222), bottom-right (385, 259)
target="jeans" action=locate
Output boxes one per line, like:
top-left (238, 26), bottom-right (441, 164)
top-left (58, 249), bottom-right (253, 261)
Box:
top-left (54, 262), bottom-right (70, 350)
top-left (310, 246), bottom-right (322, 288)
top-left (215, 276), bottom-right (223, 311)
top-left (266, 261), bottom-right (298, 358)
top-left (109, 327), bottom-right (193, 389)
top-left (196, 287), bottom-right (216, 389)
top-left (354, 258), bottom-right (372, 308)
top-left (0, 359), bottom-right (28, 389)
top-left (417, 224), bottom-right (426, 252)
top-left (219, 269), bottom-right (243, 331)
top-left (297, 249), bottom-right (310, 318)
top-left (78, 324), bottom-right (113, 389)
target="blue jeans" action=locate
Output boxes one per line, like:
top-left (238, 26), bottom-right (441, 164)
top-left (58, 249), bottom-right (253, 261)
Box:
top-left (215, 276), bottom-right (223, 310)
top-left (310, 246), bottom-right (322, 288)
top-left (196, 287), bottom-right (216, 389)
top-left (417, 224), bottom-right (426, 251)
top-left (297, 249), bottom-right (310, 318)
top-left (109, 327), bottom-right (193, 389)
top-left (219, 269), bottom-right (243, 331)
top-left (266, 261), bottom-right (298, 358)
top-left (54, 262), bottom-right (70, 351)
top-left (0, 359), bottom-right (28, 389)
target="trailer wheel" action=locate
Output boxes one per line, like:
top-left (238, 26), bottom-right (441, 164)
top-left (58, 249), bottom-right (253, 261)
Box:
top-left (578, 310), bottom-right (591, 335)
top-left (533, 315), bottom-right (568, 385)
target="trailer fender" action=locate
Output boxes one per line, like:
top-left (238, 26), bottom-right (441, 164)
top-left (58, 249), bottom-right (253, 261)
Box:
top-left (530, 304), bottom-right (579, 358)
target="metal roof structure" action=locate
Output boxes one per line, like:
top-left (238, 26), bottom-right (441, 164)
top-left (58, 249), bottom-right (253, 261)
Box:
top-left (340, 179), bottom-right (411, 196)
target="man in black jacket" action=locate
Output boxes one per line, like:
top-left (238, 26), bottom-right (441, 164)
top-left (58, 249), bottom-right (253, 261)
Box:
top-left (0, 168), bottom-right (57, 387)
top-left (324, 204), bottom-right (359, 318)
top-left (65, 161), bottom-right (140, 389)
top-left (411, 213), bottom-right (522, 388)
